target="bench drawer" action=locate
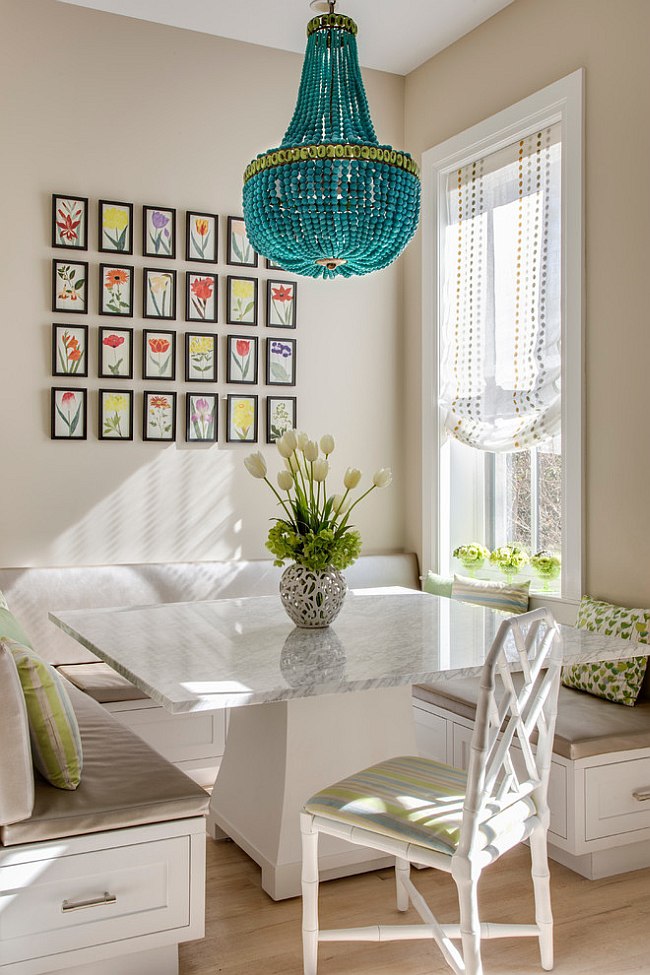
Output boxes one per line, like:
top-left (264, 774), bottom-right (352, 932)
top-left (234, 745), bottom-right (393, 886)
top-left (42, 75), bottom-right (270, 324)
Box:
top-left (585, 757), bottom-right (650, 841)
top-left (0, 835), bottom-right (190, 966)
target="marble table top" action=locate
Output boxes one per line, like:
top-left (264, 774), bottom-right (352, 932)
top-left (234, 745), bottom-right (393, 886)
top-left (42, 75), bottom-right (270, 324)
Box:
top-left (50, 589), bottom-right (634, 714)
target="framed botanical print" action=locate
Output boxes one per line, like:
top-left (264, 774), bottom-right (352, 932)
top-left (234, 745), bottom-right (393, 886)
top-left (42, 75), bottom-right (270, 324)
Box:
top-left (143, 268), bottom-right (176, 320)
top-left (143, 390), bottom-right (177, 442)
top-left (265, 257), bottom-right (284, 270)
top-left (226, 335), bottom-right (258, 384)
top-left (227, 216), bottom-right (258, 267)
top-left (51, 387), bottom-right (87, 440)
top-left (186, 393), bottom-right (218, 443)
top-left (185, 331), bottom-right (217, 382)
top-left (186, 272), bottom-right (218, 323)
top-left (267, 279), bottom-right (297, 328)
top-left (266, 396), bottom-right (297, 443)
top-left (186, 211), bottom-right (218, 263)
top-left (143, 328), bottom-right (176, 380)
top-left (52, 260), bottom-right (88, 314)
top-left (98, 326), bottom-right (133, 379)
top-left (226, 394), bottom-right (258, 443)
top-left (143, 205), bottom-right (176, 259)
top-left (98, 200), bottom-right (133, 254)
top-left (99, 263), bottom-right (134, 317)
top-left (266, 338), bottom-right (296, 385)
top-left (99, 388), bottom-right (134, 441)
top-left (226, 275), bottom-right (258, 325)
top-left (52, 324), bottom-right (88, 377)
top-left (52, 194), bottom-right (88, 249)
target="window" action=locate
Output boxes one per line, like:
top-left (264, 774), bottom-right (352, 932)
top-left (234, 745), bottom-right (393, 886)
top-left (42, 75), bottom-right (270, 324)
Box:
top-left (421, 71), bottom-right (584, 602)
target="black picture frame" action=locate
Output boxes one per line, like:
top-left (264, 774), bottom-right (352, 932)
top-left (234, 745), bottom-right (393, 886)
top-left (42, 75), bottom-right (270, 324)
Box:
top-left (226, 275), bottom-right (258, 326)
top-left (185, 331), bottom-right (218, 383)
top-left (52, 259), bottom-right (88, 314)
top-left (52, 194), bottom-right (88, 250)
top-left (226, 215), bottom-right (258, 267)
top-left (143, 390), bottom-right (177, 442)
top-left (186, 210), bottom-right (219, 263)
top-left (143, 205), bottom-right (176, 259)
top-left (51, 387), bottom-right (87, 440)
top-left (265, 257), bottom-right (284, 270)
top-left (266, 396), bottom-right (297, 443)
top-left (266, 278), bottom-right (297, 329)
top-left (266, 337), bottom-right (296, 386)
top-left (98, 199), bottom-right (134, 255)
top-left (98, 388), bottom-right (134, 441)
top-left (143, 267), bottom-right (177, 320)
top-left (226, 394), bottom-right (258, 443)
top-left (99, 263), bottom-right (134, 317)
top-left (186, 392), bottom-right (218, 443)
top-left (52, 323), bottom-right (88, 378)
top-left (186, 271), bottom-right (218, 323)
top-left (226, 334), bottom-right (258, 385)
top-left (98, 325), bottom-right (134, 379)
top-left (143, 328), bottom-right (176, 381)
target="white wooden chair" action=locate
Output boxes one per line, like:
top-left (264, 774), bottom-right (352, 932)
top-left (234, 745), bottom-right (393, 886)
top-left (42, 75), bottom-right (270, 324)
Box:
top-left (300, 608), bottom-right (562, 975)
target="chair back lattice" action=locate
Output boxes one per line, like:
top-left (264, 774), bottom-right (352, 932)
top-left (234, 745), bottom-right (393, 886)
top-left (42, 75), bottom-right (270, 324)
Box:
top-left (457, 608), bottom-right (562, 861)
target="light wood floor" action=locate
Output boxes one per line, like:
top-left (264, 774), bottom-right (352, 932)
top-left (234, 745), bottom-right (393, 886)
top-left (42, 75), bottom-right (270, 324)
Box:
top-left (180, 838), bottom-right (650, 975)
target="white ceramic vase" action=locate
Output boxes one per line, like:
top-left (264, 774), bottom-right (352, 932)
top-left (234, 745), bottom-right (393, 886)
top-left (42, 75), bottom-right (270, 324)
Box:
top-left (279, 563), bottom-right (347, 628)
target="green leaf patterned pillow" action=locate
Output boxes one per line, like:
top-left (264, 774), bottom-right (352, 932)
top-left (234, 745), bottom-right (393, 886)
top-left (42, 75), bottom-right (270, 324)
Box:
top-left (562, 596), bottom-right (650, 706)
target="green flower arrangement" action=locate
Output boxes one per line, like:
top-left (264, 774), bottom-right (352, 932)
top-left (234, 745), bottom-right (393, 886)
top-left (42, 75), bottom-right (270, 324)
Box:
top-left (531, 550), bottom-right (561, 590)
top-left (244, 430), bottom-right (392, 573)
top-left (452, 543), bottom-right (490, 576)
top-left (490, 543), bottom-right (530, 580)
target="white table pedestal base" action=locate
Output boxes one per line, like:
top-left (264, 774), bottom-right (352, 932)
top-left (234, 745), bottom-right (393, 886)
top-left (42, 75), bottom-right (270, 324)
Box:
top-left (208, 685), bottom-right (417, 900)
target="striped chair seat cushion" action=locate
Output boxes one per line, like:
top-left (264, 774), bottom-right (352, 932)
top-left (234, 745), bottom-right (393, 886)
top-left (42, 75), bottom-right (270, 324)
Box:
top-left (304, 755), bottom-right (536, 857)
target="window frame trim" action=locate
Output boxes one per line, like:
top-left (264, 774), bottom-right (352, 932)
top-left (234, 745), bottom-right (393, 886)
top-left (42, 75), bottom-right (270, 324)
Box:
top-left (421, 69), bottom-right (584, 602)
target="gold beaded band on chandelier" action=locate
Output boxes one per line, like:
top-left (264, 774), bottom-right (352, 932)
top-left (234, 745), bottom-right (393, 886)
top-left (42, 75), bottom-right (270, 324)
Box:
top-left (307, 14), bottom-right (357, 36)
top-left (244, 144), bottom-right (420, 184)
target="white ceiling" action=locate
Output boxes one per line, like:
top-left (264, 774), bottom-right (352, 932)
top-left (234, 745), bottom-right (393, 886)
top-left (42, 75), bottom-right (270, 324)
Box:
top-left (57, 0), bottom-right (514, 75)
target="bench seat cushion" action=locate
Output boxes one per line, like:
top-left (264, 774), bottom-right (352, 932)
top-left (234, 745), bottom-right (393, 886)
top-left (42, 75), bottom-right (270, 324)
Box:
top-left (414, 677), bottom-right (650, 761)
top-left (57, 662), bottom-right (149, 703)
top-left (0, 682), bottom-right (209, 847)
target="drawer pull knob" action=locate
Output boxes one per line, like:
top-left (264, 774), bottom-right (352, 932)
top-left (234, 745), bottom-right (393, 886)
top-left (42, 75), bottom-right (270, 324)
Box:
top-left (61, 892), bottom-right (117, 913)
top-left (632, 788), bottom-right (650, 802)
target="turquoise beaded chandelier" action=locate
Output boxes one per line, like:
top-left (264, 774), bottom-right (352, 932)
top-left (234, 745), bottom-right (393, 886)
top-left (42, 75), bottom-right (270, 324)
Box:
top-left (242, 2), bottom-right (420, 279)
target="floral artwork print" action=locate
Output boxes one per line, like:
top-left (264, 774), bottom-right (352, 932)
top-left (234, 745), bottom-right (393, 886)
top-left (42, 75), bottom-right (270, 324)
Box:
top-left (52, 195), bottom-right (87, 249)
top-left (187, 394), bottom-right (217, 442)
top-left (99, 328), bottom-right (132, 378)
top-left (144, 330), bottom-right (175, 379)
top-left (267, 280), bottom-right (296, 328)
top-left (186, 333), bottom-right (216, 381)
top-left (187, 273), bottom-right (217, 322)
top-left (53, 260), bottom-right (87, 313)
top-left (266, 339), bottom-right (296, 385)
top-left (227, 335), bottom-right (257, 384)
top-left (99, 201), bottom-right (132, 253)
top-left (186, 212), bottom-right (218, 262)
top-left (51, 388), bottom-right (86, 439)
top-left (52, 325), bottom-right (87, 376)
top-left (267, 397), bottom-right (296, 442)
top-left (101, 265), bottom-right (132, 316)
top-left (144, 269), bottom-right (176, 319)
top-left (227, 395), bottom-right (257, 442)
top-left (227, 217), bottom-right (257, 267)
top-left (100, 391), bottom-right (132, 439)
top-left (144, 206), bottom-right (175, 258)
top-left (145, 393), bottom-right (176, 441)
top-left (227, 276), bottom-right (257, 324)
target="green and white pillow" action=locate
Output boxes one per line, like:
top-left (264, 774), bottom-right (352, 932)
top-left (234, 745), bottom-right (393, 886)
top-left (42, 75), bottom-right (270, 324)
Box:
top-left (423, 571), bottom-right (453, 599)
top-left (0, 603), bottom-right (33, 648)
top-left (451, 575), bottom-right (530, 615)
top-left (562, 596), bottom-right (650, 706)
top-left (5, 639), bottom-right (83, 790)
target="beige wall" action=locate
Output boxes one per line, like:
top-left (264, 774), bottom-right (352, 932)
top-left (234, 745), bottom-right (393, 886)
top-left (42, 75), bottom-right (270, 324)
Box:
top-left (0, 0), bottom-right (405, 567)
top-left (404, 0), bottom-right (650, 606)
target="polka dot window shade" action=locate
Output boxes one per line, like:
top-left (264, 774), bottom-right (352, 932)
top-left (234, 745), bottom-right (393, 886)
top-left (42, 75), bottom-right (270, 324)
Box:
top-left (439, 123), bottom-right (562, 452)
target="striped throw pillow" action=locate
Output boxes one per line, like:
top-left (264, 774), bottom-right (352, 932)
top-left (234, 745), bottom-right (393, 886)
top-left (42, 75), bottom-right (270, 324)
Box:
top-left (5, 640), bottom-right (83, 790)
top-left (451, 575), bottom-right (530, 614)
top-left (0, 606), bottom-right (33, 648)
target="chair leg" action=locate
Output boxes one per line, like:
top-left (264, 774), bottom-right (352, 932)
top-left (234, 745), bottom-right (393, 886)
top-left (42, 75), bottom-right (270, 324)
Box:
top-left (454, 860), bottom-right (483, 975)
top-left (395, 857), bottom-right (410, 911)
top-left (530, 823), bottom-right (554, 971)
top-left (301, 814), bottom-right (320, 975)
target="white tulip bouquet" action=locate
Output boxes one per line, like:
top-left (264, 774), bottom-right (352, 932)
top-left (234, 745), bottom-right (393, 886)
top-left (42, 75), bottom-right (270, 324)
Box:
top-left (244, 430), bottom-right (392, 572)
